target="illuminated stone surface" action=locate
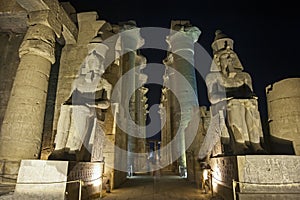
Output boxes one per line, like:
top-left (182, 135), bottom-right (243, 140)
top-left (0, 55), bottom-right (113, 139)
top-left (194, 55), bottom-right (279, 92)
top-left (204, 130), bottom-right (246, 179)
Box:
top-left (14, 160), bottom-right (68, 199)
top-left (0, 0), bottom-right (27, 33)
top-left (185, 106), bottom-right (210, 185)
top-left (1, 0), bottom-right (300, 199)
top-left (266, 78), bottom-right (300, 155)
top-left (202, 30), bottom-right (265, 157)
top-left (162, 20), bottom-right (201, 173)
top-left (210, 155), bottom-right (300, 200)
top-left (66, 161), bottom-right (104, 200)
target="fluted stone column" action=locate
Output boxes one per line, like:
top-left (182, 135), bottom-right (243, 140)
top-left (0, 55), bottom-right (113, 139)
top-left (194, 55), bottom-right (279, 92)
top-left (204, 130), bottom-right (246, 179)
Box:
top-left (165, 21), bottom-right (200, 172)
top-left (0, 23), bottom-right (56, 177)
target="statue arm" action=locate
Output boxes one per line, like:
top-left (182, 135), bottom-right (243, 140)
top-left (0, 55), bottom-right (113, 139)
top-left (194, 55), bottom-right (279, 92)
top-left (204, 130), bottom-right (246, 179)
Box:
top-left (97, 79), bottom-right (112, 99)
top-left (86, 100), bottom-right (110, 109)
top-left (206, 73), bottom-right (231, 104)
top-left (244, 72), bottom-right (253, 91)
top-left (243, 72), bottom-right (258, 99)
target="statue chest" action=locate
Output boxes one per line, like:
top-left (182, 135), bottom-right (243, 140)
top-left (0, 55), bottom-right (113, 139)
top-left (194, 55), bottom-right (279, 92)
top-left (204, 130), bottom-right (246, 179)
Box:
top-left (218, 74), bottom-right (246, 88)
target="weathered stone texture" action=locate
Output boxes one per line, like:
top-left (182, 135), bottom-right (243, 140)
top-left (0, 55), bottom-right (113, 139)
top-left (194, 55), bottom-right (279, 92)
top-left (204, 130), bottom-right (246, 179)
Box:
top-left (185, 106), bottom-right (210, 183)
top-left (53, 45), bottom-right (88, 132)
top-left (60, 2), bottom-right (77, 23)
top-left (162, 20), bottom-right (201, 171)
top-left (16, 0), bottom-right (78, 44)
top-left (27, 10), bottom-right (62, 37)
top-left (16, 0), bottom-right (49, 12)
top-left (77, 12), bottom-right (105, 44)
top-left (14, 160), bottom-right (68, 200)
top-left (210, 155), bottom-right (300, 200)
top-left (266, 78), bottom-right (300, 155)
top-left (0, 160), bottom-right (20, 183)
top-left (238, 155), bottom-right (300, 193)
top-left (0, 33), bottom-right (24, 130)
top-left (0, 0), bottom-right (27, 32)
top-left (19, 24), bottom-right (56, 63)
top-left (0, 55), bottom-right (52, 160)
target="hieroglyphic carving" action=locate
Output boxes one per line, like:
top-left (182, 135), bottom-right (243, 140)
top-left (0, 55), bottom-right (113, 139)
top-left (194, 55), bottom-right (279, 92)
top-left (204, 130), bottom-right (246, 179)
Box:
top-left (239, 155), bottom-right (300, 193)
top-left (68, 162), bottom-right (104, 185)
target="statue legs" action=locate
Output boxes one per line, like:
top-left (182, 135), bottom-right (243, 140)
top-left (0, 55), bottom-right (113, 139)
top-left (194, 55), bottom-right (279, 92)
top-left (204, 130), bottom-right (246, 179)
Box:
top-left (227, 99), bottom-right (264, 154)
top-left (245, 99), bottom-right (265, 153)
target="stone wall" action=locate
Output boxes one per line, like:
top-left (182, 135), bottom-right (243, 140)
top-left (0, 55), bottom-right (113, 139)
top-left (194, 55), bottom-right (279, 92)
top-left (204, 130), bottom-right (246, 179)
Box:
top-left (266, 78), bottom-right (300, 155)
top-left (185, 106), bottom-right (210, 185)
top-left (0, 0), bottom-right (27, 33)
top-left (210, 155), bottom-right (300, 200)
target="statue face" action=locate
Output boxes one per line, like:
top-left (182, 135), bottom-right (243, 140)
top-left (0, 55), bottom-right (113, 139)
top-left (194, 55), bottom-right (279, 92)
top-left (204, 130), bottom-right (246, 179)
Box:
top-left (87, 51), bottom-right (105, 74)
top-left (217, 49), bottom-right (243, 75)
top-left (81, 50), bottom-right (105, 78)
top-left (220, 51), bottom-right (235, 71)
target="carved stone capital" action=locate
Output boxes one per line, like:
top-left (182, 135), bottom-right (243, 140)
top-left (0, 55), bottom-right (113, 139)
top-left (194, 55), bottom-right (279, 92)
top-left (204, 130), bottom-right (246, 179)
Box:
top-left (166, 26), bottom-right (201, 53)
top-left (19, 24), bottom-right (56, 63)
top-left (17, 0), bottom-right (78, 44)
top-left (121, 27), bottom-right (144, 51)
top-left (28, 10), bottom-right (62, 37)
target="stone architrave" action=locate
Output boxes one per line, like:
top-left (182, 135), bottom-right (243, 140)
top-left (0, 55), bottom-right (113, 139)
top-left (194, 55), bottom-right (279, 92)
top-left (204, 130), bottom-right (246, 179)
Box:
top-left (14, 160), bottom-right (68, 199)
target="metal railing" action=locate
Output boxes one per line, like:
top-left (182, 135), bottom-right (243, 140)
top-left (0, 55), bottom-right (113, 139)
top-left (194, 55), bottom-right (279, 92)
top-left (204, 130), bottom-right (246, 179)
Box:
top-left (0, 175), bottom-right (103, 200)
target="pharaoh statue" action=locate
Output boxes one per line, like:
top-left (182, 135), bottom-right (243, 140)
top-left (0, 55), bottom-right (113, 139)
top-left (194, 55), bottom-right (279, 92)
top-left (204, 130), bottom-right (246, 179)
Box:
top-left (52, 27), bottom-right (113, 161)
top-left (204, 30), bottom-right (265, 155)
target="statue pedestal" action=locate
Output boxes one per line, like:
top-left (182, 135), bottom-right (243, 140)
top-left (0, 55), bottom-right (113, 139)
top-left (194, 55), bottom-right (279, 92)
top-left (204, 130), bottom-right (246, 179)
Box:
top-left (210, 155), bottom-right (300, 200)
top-left (12, 160), bottom-right (104, 199)
top-left (14, 160), bottom-right (68, 200)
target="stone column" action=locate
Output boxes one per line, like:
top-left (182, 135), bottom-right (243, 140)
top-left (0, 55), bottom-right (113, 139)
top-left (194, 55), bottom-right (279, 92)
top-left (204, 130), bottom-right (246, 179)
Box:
top-left (134, 55), bottom-right (148, 172)
top-left (160, 73), bottom-right (173, 171)
top-left (266, 78), bottom-right (300, 155)
top-left (165, 21), bottom-right (201, 172)
top-left (120, 22), bottom-right (144, 174)
top-left (0, 22), bottom-right (56, 178)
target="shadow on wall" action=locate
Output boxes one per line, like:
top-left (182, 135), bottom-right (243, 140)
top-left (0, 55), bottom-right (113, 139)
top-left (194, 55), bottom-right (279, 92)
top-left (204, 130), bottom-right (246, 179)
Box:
top-left (269, 136), bottom-right (295, 155)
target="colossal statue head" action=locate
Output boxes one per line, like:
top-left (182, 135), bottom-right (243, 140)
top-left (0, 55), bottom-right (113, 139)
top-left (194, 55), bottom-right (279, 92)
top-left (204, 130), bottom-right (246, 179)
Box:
top-left (210, 30), bottom-right (243, 73)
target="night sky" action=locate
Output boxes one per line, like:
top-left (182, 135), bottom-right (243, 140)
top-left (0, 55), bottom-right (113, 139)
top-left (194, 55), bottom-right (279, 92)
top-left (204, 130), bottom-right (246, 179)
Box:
top-left (63, 0), bottom-right (300, 137)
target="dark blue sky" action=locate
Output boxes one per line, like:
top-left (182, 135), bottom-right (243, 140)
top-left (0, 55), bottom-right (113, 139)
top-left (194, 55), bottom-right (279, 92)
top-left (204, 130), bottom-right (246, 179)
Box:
top-left (64, 0), bottom-right (300, 129)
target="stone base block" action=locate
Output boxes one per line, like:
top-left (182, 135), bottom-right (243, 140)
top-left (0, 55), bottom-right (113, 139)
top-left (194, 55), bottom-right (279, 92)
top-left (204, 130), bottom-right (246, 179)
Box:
top-left (66, 161), bottom-right (104, 199)
top-left (14, 160), bottom-right (68, 200)
top-left (238, 193), bottom-right (300, 200)
top-left (6, 160), bottom-right (104, 199)
top-left (210, 155), bottom-right (300, 200)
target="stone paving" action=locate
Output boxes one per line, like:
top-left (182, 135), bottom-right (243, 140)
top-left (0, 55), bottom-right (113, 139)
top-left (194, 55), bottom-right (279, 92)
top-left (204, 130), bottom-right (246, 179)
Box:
top-left (101, 175), bottom-right (222, 200)
top-left (0, 175), bottom-right (223, 200)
